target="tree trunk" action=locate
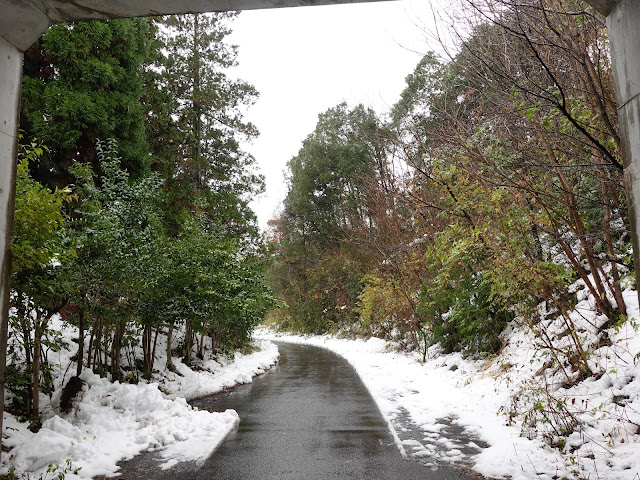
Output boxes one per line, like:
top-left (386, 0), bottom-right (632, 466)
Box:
top-left (32, 315), bottom-right (43, 417)
top-left (166, 323), bottom-right (174, 370)
top-left (19, 311), bottom-right (33, 415)
top-left (184, 321), bottom-right (193, 366)
top-left (110, 323), bottom-right (124, 382)
top-left (193, 14), bottom-right (203, 188)
top-left (142, 323), bottom-right (152, 377)
top-left (197, 333), bottom-right (205, 359)
top-left (151, 325), bottom-right (159, 373)
top-left (542, 136), bottom-right (613, 317)
top-left (86, 314), bottom-right (95, 371)
top-left (601, 175), bottom-right (627, 317)
top-left (76, 308), bottom-right (85, 377)
top-left (92, 317), bottom-right (104, 372)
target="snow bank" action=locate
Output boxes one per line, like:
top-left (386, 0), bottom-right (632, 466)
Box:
top-left (11, 375), bottom-right (239, 478)
top-left (154, 340), bottom-right (280, 401)
top-left (1, 319), bottom-right (279, 480)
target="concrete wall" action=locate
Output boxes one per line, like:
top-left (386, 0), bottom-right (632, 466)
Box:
top-left (585, 0), bottom-right (620, 15)
top-left (0, 34), bottom-right (21, 440)
top-left (608, 0), bottom-right (640, 292)
top-left (0, 36), bottom-right (20, 333)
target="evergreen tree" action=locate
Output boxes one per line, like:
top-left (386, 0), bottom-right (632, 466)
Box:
top-left (283, 103), bottom-right (381, 246)
top-left (20, 19), bottom-right (152, 186)
top-left (147, 13), bottom-right (263, 239)
top-left (270, 103), bottom-right (384, 333)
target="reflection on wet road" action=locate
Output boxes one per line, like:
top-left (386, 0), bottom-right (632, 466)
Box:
top-left (116, 342), bottom-right (478, 480)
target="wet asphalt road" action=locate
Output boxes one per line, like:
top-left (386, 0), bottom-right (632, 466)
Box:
top-left (117, 342), bottom-right (477, 480)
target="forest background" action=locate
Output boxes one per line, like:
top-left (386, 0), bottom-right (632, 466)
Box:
top-left (265, 1), bottom-right (639, 466)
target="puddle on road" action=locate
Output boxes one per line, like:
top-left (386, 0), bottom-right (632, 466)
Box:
top-left (390, 407), bottom-right (489, 471)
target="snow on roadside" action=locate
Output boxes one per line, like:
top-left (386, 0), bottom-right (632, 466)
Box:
top-left (257, 287), bottom-right (640, 480)
top-left (256, 328), bottom-right (532, 477)
top-left (1, 317), bottom-right (279, 479)
top-left (151, 340), bottom-right (280, 402)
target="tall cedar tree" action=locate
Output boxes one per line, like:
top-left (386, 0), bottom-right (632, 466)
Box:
top-left (147, 14), bottom-right (263, 239)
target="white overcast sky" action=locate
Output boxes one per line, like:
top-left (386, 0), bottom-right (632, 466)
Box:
top-left (228, 0), bottom-right (442, 230)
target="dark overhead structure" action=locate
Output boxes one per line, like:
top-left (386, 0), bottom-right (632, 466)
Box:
top-left (588, 0), bottom-right (620, 15)
top-left (0, 0), bottom-right (637, 444)
top-left (2, 0), bottom-right (386, 51)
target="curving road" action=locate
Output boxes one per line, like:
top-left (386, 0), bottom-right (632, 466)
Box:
top-left (117, 342), bottom-right (478, 480)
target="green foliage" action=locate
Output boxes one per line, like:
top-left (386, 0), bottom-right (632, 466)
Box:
top-left (13, 138), bottom-right (72, 286)
top-left (46, 459), bottom-right (82, 480)
top-left (357, 269), bottom-right (424, 342)
top-left (10, 10), bottom-right (271, 398)
top-left (416, 223), bottom-right (514, 354)
top-left (147, 13), bottom-right (263, 239)
top-left (425, 274), bottom-right (513, 354)
top-left (64, 138), bottom-right (164, 324)
top-left (65, 138), bottom-right (273, 369)
top-left (143, 214), bottom-right (276, 352)
top-left (357, 274), bottom-right (402, 337)
top-left (6, 459), bottom-right (83, 480)
top-left (8, 11), bottom-right (272, 440)
top-left (269, 7), bottom-right (628, 363)
top-left (268, 103), bottom-right (384, 334)
top-left (21, 19), bottom-right (152, 185)
top-left (10, 136), bottom-right (74, 417)
top-left (391, 51), bottom-right (446, 125)
top-left (283, 103), bottom-right (380, 246)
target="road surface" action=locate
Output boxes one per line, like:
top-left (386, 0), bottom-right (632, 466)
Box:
top-left (116, 342), bottom-right (479, 479)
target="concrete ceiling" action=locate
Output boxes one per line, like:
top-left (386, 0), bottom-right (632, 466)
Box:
top-left (1, 0), bottom-right (389, 51)
top-left (586, 0), bottom-right (620, 16)
top-left (0, 0), bottom-right (623, 53)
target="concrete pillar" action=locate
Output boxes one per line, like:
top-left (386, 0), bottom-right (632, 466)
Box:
top-left (607, 0), bottom-right (640, 296)
top-left (0, 34), bottom-right (22, 448)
